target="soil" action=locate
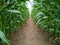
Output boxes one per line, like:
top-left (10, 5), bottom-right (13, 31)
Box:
top-left (10, 17), bottom-right (54, 45)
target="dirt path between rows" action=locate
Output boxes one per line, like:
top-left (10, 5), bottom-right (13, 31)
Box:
top-left (10, 17), bottom-right (54, 45)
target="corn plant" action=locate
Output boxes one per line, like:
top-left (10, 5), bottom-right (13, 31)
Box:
top-left (0, 0), bottom-right (29, 45)
top-left (32, 0), bottom-right (60, 44)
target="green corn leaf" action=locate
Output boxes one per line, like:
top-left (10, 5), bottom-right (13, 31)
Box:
top-left (0, 31), bottom-right (10, 45)
top-left (8, 10), bottom-right (20, 13)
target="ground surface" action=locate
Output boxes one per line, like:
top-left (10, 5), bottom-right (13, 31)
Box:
top-left (10, 18), bottom-right (53, 45)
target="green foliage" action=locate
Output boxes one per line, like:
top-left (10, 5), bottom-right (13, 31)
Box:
top-left (0, 0), bottom-right (29, 45)
top-left (32, 0), bottom-right (60, 44)
top-left (0, 31), bottom-right (10, 45)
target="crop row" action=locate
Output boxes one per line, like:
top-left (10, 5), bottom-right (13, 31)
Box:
top-left (0, 0), bottom-right (29, 45)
